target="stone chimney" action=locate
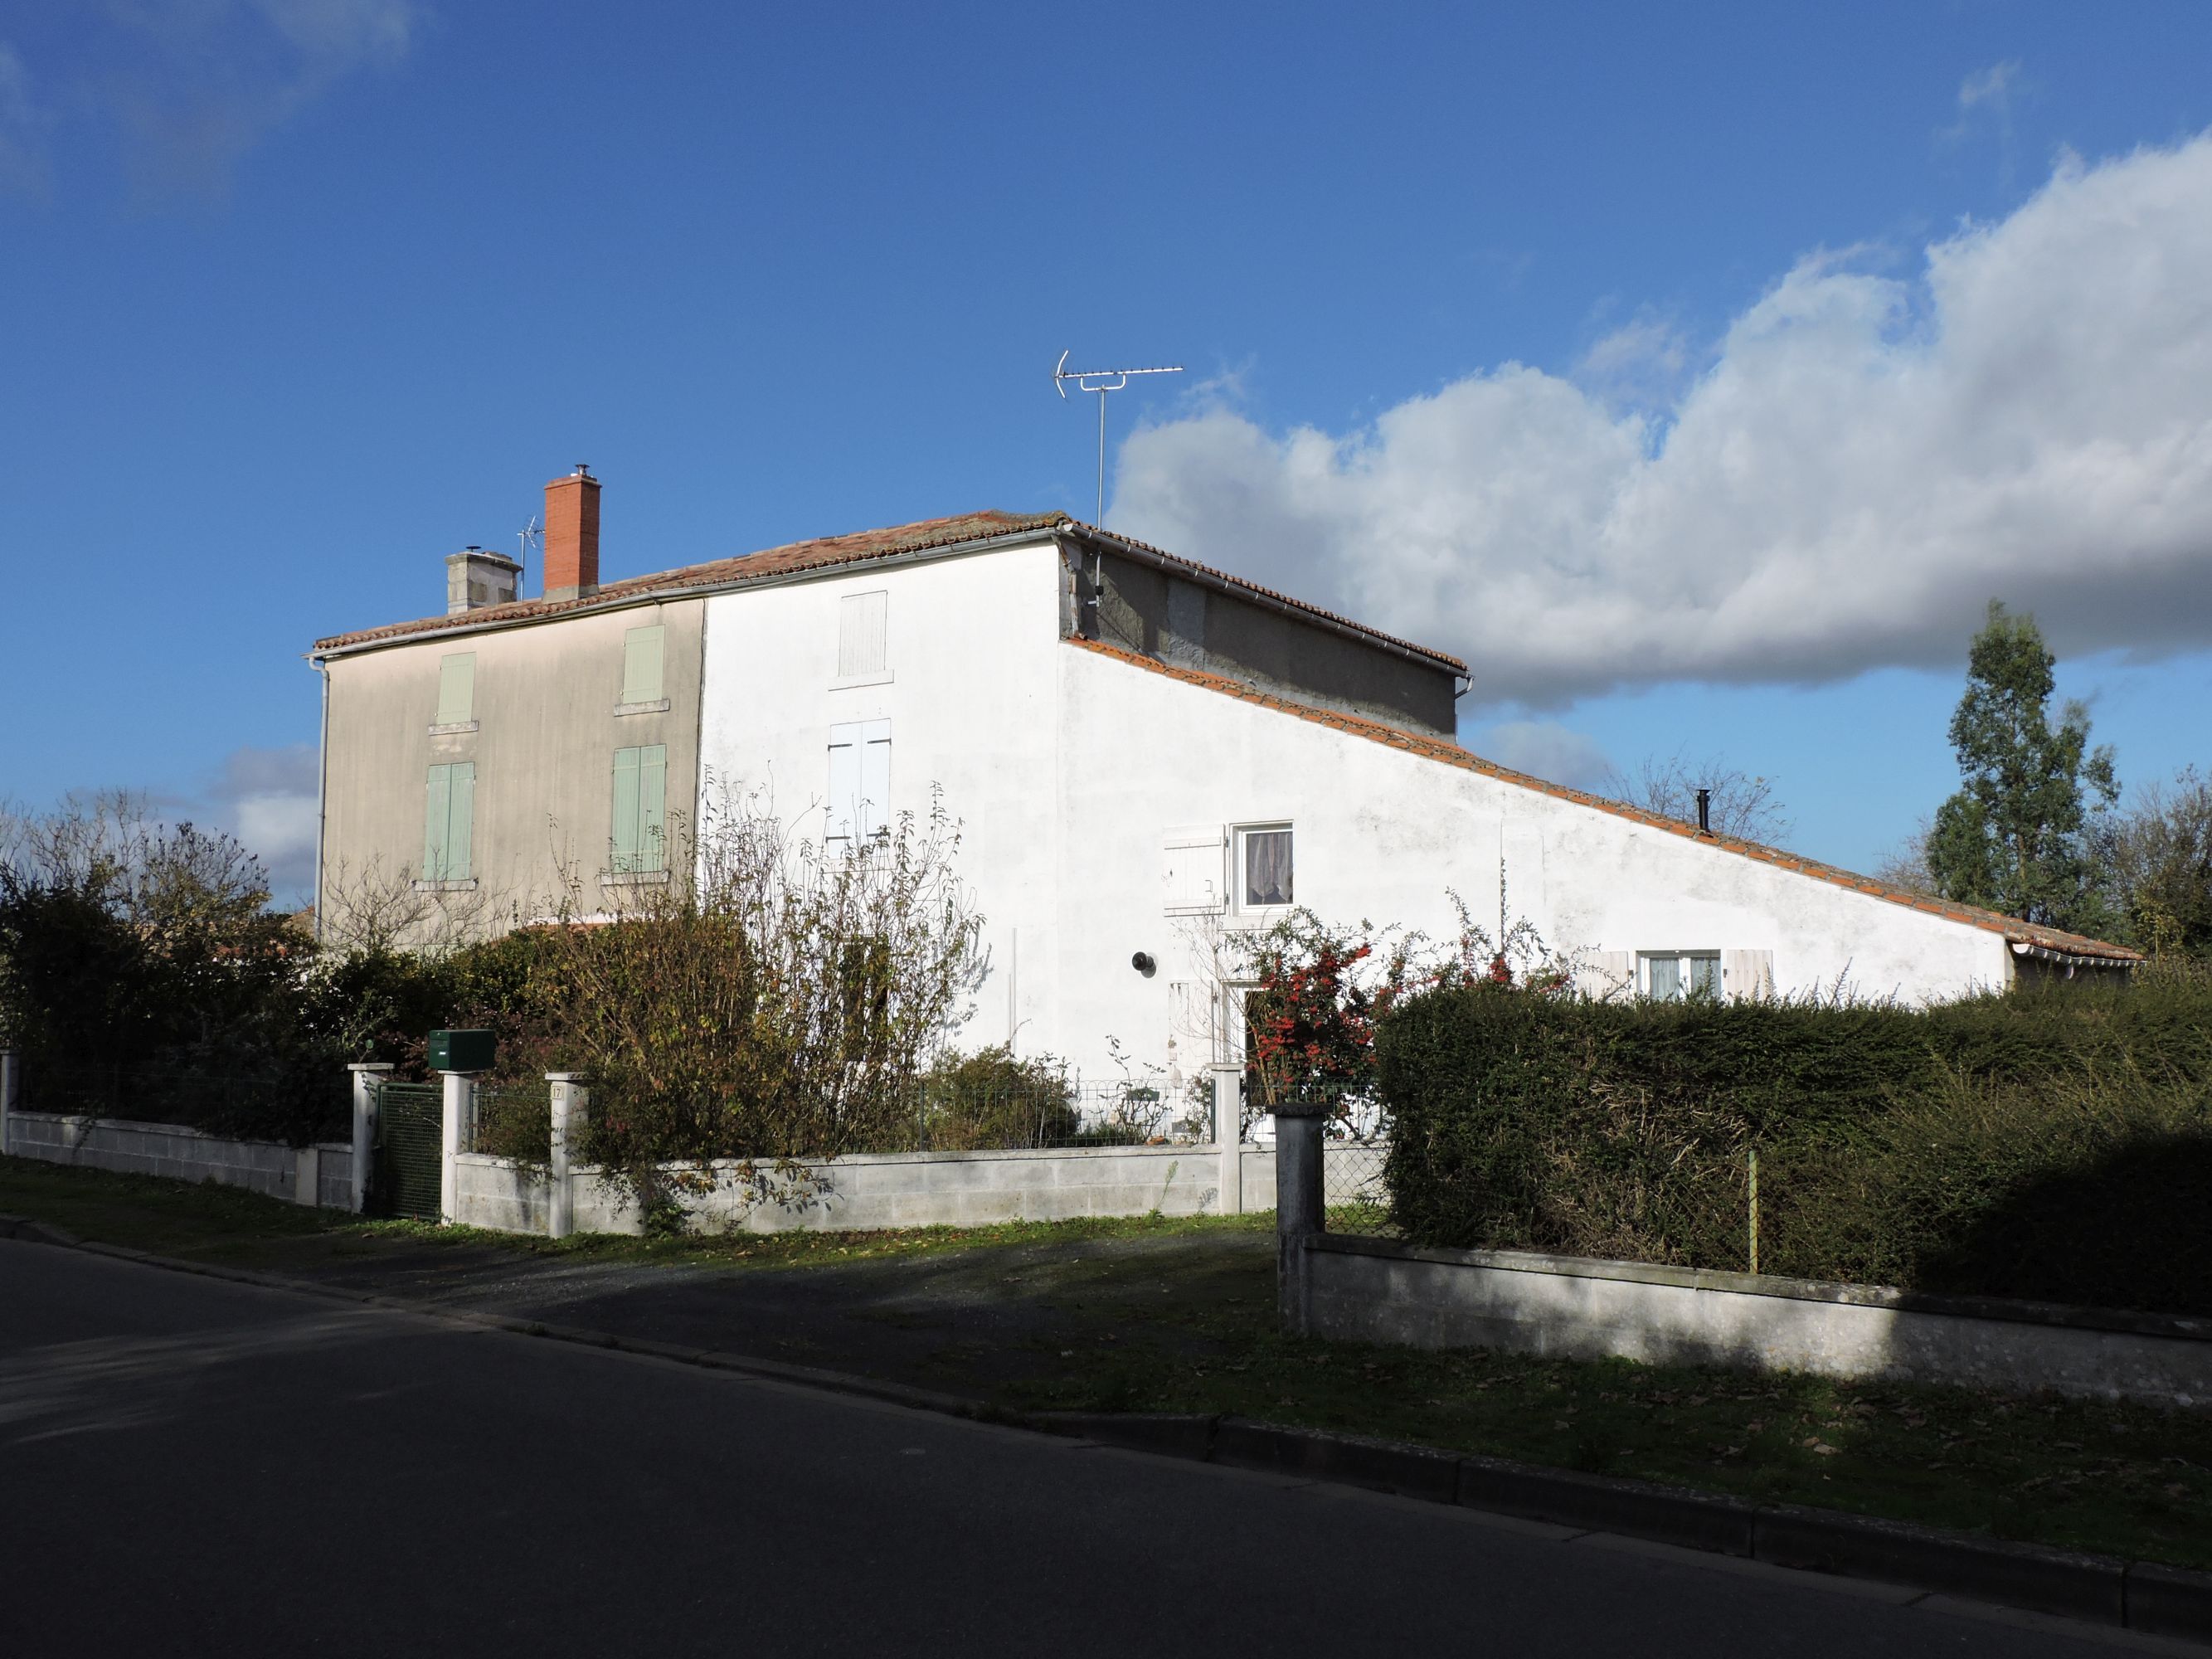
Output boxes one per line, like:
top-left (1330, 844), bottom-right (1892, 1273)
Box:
top-left (445, 546), bottom-right (523, 615)
top-left (543, 464), bottom-right (601, 601)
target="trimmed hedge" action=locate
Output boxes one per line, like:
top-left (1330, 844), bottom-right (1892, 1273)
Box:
top-left (1374, 966), bottom-right (2212, 1317)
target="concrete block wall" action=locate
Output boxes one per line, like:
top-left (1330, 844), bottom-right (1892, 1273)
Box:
top-left (2, 1110), bottom-right (353, 1208)
top-left (454, 1155), bottom-right (554, 1233)
top-left (1300, 1235), bottom-right (2212, 1409)
top-left (447, 1140), bottom-right (1388, 1238)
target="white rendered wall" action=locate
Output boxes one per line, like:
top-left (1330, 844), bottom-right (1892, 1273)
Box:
top-left (698, 537), bottom-right (2014, 1086)
top-left (698, 539), bottom-right (1070, 1055)
top-left (1048, 643), bottom-right (2011, 1083)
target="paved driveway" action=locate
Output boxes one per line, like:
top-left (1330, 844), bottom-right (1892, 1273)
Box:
top-left (0, 1239), bottom-right (2176, 1657)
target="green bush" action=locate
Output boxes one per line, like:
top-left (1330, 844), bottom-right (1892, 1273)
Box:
top-left (917, 1046), bottom-right (1079, 1150)
top-left (1375, 963), bottom-right (2212, 1316)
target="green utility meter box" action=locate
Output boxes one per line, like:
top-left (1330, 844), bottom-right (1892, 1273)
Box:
top-left (426, 1029), bottom-right (497, 1073)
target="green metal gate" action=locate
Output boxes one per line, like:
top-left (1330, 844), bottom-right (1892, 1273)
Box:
top-left (370, 1081), bottom-right (444, 1221)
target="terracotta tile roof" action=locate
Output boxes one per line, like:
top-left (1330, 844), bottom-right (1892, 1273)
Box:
top-left (1066, 635), bottom-right (2143, 967)
top-left (313, 509), bottom-right (1467, 671)
top-left (315, 510), bottom-right (1065, 651)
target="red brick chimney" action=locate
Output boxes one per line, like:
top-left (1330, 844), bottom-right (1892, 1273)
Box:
top-left (543, 464), bottom-right (600, 601)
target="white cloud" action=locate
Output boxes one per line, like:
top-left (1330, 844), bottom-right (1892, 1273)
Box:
top-left (1, 1), bottom-right (422, 197)
top-left (206, 742), bottom-right (319, 901)
top-left (1115, 134), bottom-right (2212, 708)
top-left (1472, 721), bottom-right (1612, 791)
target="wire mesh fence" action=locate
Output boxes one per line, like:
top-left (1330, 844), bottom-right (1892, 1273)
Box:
top-left (860, 1078), bottom-right (1218, 1154)
top-left (1324, 1134), bottom-right (1395, 1235)
top-left (467, 1078), bottom-right (552, 1162)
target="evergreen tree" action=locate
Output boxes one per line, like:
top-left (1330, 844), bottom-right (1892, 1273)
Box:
top-left (1927, 601), bottom-right (2117, 932)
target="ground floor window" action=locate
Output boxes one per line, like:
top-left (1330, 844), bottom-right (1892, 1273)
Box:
top-left (1641, 950), bottom-right (1719, 1000)
top-left (611, 744), bottom-right (668, 873)
top-left (422, 761), bottom-right (474, 883)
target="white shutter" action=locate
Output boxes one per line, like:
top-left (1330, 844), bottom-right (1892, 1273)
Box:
top-left (826, 723), bottom-right (860, 844)
top-left (859, 718), bottom-right (892, 839)
top-left (1579, 951), bottom-right (1636, 1000)
top-left (839, 591), bottom-right (889, 679)
top-left (1722, 949), bottom-right (1774, 1002)
top-left (1162, 825), bottom-right (1226, 914)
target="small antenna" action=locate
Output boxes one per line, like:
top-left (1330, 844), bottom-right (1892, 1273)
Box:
top-left (517, 513), bottom-right (540, 572)
top-left (1054, 350), bottom-right (1183, 526)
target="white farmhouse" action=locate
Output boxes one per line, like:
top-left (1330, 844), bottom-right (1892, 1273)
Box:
top-left (312, 469), bottom-right (2139, 1091)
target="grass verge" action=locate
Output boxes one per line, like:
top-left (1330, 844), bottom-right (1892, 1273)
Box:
top-left (4, 1152), bottom-right (2208, 1569)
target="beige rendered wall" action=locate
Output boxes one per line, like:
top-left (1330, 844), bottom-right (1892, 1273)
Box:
top-left (317, 597), bottom-right (703, 941)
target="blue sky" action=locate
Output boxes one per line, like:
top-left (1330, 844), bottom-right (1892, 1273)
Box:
top-left (3, 2), bottom-right (2211, 902)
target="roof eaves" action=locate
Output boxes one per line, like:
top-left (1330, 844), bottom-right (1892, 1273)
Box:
top-left (1065, 635), bottom-right (2144, 965)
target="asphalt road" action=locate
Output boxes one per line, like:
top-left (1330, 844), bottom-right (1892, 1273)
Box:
top-left (0, 1239), bottom-right (2183, 1658)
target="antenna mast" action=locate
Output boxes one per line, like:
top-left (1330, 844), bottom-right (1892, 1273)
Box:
top-left (517, 513), bottom-right (540, 574)
top-left (1054, 350), bottom-right (1183, 526)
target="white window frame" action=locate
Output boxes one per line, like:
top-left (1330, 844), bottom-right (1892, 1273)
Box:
top-left (1639, 950), bottom-right (1721, 1000)
top-left (1232, 822), bottom-right (1294, 918)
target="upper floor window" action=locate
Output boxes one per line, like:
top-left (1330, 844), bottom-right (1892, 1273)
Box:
top-left (1643, 951), bottom-right (1719, 1000)
top-left (1237, 825), bottom-right (1293, 912)
top-left (827, 719), bottom-right (891, 846)
top-left (837, 591), bottom-right (890, 683)
top-left (435, 653), bottom-right (475, 727)
top-left (621, 625), bottom-right (666, 706)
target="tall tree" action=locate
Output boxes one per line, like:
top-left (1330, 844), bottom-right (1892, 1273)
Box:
top-left (2103, 767), bottom-right (2212, 957)
top-left (1927, 601), bottom-right (2117, 932)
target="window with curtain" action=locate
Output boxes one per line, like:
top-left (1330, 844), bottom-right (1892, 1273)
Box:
top-left (1641, 951), bottom-right (1720, 1000)
top-left (1237, 825), bottom-right (1293, 910)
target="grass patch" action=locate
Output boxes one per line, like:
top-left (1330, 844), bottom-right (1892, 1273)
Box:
top-left (0, 1151), bottom-right (1268, 1273)
top-left (993, 1239), bottom-right (2212, 1569)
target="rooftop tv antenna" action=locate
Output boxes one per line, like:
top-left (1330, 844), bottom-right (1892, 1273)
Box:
top-left (1055, 350), bottom-right (1183, 526)
top-left (516, 512), bottom-right (540, 573)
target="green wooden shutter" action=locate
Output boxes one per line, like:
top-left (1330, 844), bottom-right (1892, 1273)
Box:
top-left (447, 761), bottom-right (475, 882)
top-left (639, 745), bottom-right (667, 871)
top-left (622, 625), bottom-right (665, 704)
top-left (423, 765), bottom-right (451, 880)
top-left (436, 654), bottom-right (475, 725)
top-left (611, 746), bottom-right (641, 872)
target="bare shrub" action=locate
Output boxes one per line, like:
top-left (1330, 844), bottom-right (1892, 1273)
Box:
top-left (541, 781), bottom-right (987, 1223)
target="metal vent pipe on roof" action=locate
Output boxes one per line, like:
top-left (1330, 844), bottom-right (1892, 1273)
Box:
top-left (1696, 788), bottom-right (1712, 834)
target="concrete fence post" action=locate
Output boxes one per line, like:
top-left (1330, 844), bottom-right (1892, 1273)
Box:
top-left (1211, 1063), bottom-right (1243, 1215)
top-left (0, 1048), bottom-right (17, 1159)
top-left (346, 1063), bottom-right (392, 1214)
top-left (1274, 1098), bottom-right (1330, 1335)
top-left (546, 1073), bottom-right (588, 1240)
top-left (439, 1071), bottom-right (479, 1225)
